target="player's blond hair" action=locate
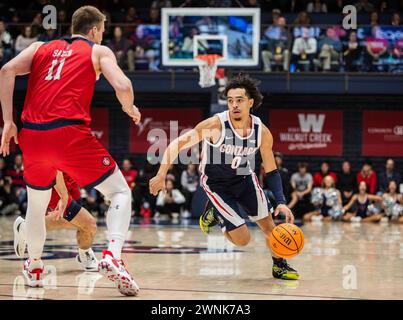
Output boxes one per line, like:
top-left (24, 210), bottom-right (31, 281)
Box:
top-left (71, 6), bottom-right (106, 35)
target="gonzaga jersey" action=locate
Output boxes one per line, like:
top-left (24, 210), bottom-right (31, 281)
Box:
top-left (22, 37), bottom-right (96, 126)
top-left (199, 111), bottom-right (262, 182)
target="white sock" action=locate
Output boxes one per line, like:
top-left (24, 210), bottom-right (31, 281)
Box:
top-left (29, 259), bottom-right (44, 271)
top-left (95, 169), bottom-right (131, 261)
top-left (78, 247), bottom-right (92, 256)
top-left (107, 238), bottom-right (125, 260)
top-left (25, 187), bottom-right (52, 260)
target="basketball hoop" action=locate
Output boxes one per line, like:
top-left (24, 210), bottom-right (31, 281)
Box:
top-left (195, 54), bottom-right (222, 88)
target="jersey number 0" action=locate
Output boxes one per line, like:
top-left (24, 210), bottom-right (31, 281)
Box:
top-left (45, 59), bottom-right (66, 81)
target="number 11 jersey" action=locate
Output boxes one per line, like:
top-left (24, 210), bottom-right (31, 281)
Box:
top-left (22, 37), bottom-right (96, 126)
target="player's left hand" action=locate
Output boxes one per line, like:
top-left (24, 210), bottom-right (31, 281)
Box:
top-left (123, 104), bottom-right (141, 125)
top-left (149, 173), bottom-right (166, 196)
top-left (52, 198), bottom-right (68, 221)
top-left (0, 122), bottom-right (18, 157)
top-left (274, 204), bottom-right (295, 224)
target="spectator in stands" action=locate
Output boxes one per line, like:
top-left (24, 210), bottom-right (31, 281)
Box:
top-left (307, 0), bottom-right (328, 13)
top-left (0, 175), bottom-right (19, 216)
top-left (274, 152), bottom-right (292, 203)
top-left (354, 0), bottom-right (375, 12)
top-left (313, 161), bottom-right (338, 187)
top-left (156, 179), bottom-right (186, 220)
top-left (363, 26), bottom-right (389, 71)
top-left (392, 38), bottom-right (403, 60)
top-left (108, 26), bottom-right (135, 72)
top-left (145, 7), bottom-right (161, 25)
top-left (0, 20), bottom-right (13, 68)
top-left (391, 12), bottom-right (401, 25)
top-left (0, 158), bottom-right (6, 181)
top-left (8, 12), bottom-right (21, 39)
top-left (6, 154), bottom-right (26, 213)
top-left (38, 28), bottom-right (58, 42)
top-left (271, 8), bottom-right (281, 24)
top-left (82, 188), bottom-right (101, 216)
top-left (318, 27), bottom-right (342, 71)
top-left (343, 31), bottom-right (362, 71)
top-left (262, 16), bottom-right (290, 72)
top-left (291, 27), bottom-right (317, 71)
top-left (382, 180), bottom-right (403, 223)
top-left (124, 7), bottom-right (142, 35)
top-left (166, 164), bottom-right (181, 188)
top-left (379, 1), bottom-right (392, 13)
top-left (370, 11), bottom-right (380, 26)
top-left (383, 180), bottom-right (402, 206)
top-left (6, 154), bottom-right (24, 189)
top-left (303, 175), bottom-right (342, 222)
top-left (378, 158), bottom-right (401, 193)
top-left (342, 181), bottom-right (383, 222)
top-left (131, 25), bottom-right (158, 71)
top-left (180, 163), bottom-right (199, 218)
top-left (31, 13), bottom-right (44, 37)
top-left (357, 161), bottom-right (377, 194)
top-left (15, 26), bottom-right (38, 55)
top-left (288, 162), bottom-right (313, 210)
top-left (57, 9), bottom-right (70, 36)
top-left (293, 11), bottom-right (319, 38)
top-left (121, 158), bottom-right (138, 190)
top-left (337, 160), bottom-right (356, 205)
top-left (293, 11), bottom-right (311, 36)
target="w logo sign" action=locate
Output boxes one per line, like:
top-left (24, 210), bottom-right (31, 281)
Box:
top-left (298, 114), bottom-right (325, 133)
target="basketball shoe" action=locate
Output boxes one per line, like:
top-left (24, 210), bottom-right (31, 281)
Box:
top-left (13, 216), bottom-right (27, 257)
top-left (22, 259), bottom-right (45, 287)
top-left (199, 200), bottom-right (219, 234)
top-left (76, 248), bottom-right (98, 272)
top-left (272, 258), bottom-right (299, 280)
top-left (98, 250), bottom-right (140, 296)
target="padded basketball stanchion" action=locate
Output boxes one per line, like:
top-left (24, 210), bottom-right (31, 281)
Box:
top-left (195, 54), bottom-right (222, 88)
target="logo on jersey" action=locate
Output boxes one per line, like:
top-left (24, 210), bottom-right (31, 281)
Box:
top-left (219, 144), bottom-right (257, 156)
top-left (102, 156), bottom-right (111, 166)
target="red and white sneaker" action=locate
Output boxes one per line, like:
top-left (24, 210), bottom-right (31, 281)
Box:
top-left (98, 250), bottom-right (140, 296)
top-left (22, 259), bottom-right (44, 288)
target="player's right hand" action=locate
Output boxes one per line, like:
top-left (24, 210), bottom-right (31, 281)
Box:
top-left (0, 122), bottom-right (18, 156)
top-left (149, 173), bottom-right (166, 196)
top-left (123, 104), bottom-right (141, 124)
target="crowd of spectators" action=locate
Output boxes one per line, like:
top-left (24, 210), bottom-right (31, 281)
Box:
top-left (0, 1), bottom-right (402, 72)
top-left (1, 152), bottom-right (402, 225)
top-left (257, 153), bottom-right (403, 223)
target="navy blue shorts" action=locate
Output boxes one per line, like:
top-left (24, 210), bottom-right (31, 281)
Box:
top-left (201, 173), bottom-right (273, 232)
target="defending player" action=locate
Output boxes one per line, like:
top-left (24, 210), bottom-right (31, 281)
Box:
top-left (13, 171), bottom-right (98, 271)
top-left (150, 74), bottom-right (299, 280)
top-left (0, 6), bottom-right (140, 295)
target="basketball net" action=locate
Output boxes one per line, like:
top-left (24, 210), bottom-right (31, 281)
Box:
top-left (195, 54), bottom-right (222, 88)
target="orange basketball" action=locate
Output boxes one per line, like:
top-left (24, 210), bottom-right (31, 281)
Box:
top-left (268, 223), bottom-right (304, 259)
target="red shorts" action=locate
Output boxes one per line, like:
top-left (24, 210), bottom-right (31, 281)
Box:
top-left (19, 121), bottom-right (116, 190)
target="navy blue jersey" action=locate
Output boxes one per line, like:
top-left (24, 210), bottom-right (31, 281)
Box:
top-left (199, 111), bottom-right (262, 183)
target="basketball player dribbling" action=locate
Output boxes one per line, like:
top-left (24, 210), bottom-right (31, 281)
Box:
top-left (0, 6), bottom-right (140, 295)
top-left (13, 171), bottom-right (99, 272)
top-left (150, 74), bottom-right (299, 280)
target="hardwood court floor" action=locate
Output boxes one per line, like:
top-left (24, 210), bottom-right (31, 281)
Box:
top-left (0, 216), bottom-right (402, 300)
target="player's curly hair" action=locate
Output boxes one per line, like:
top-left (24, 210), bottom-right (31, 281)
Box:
top-left (224, 73), bottom-right (263, 110)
